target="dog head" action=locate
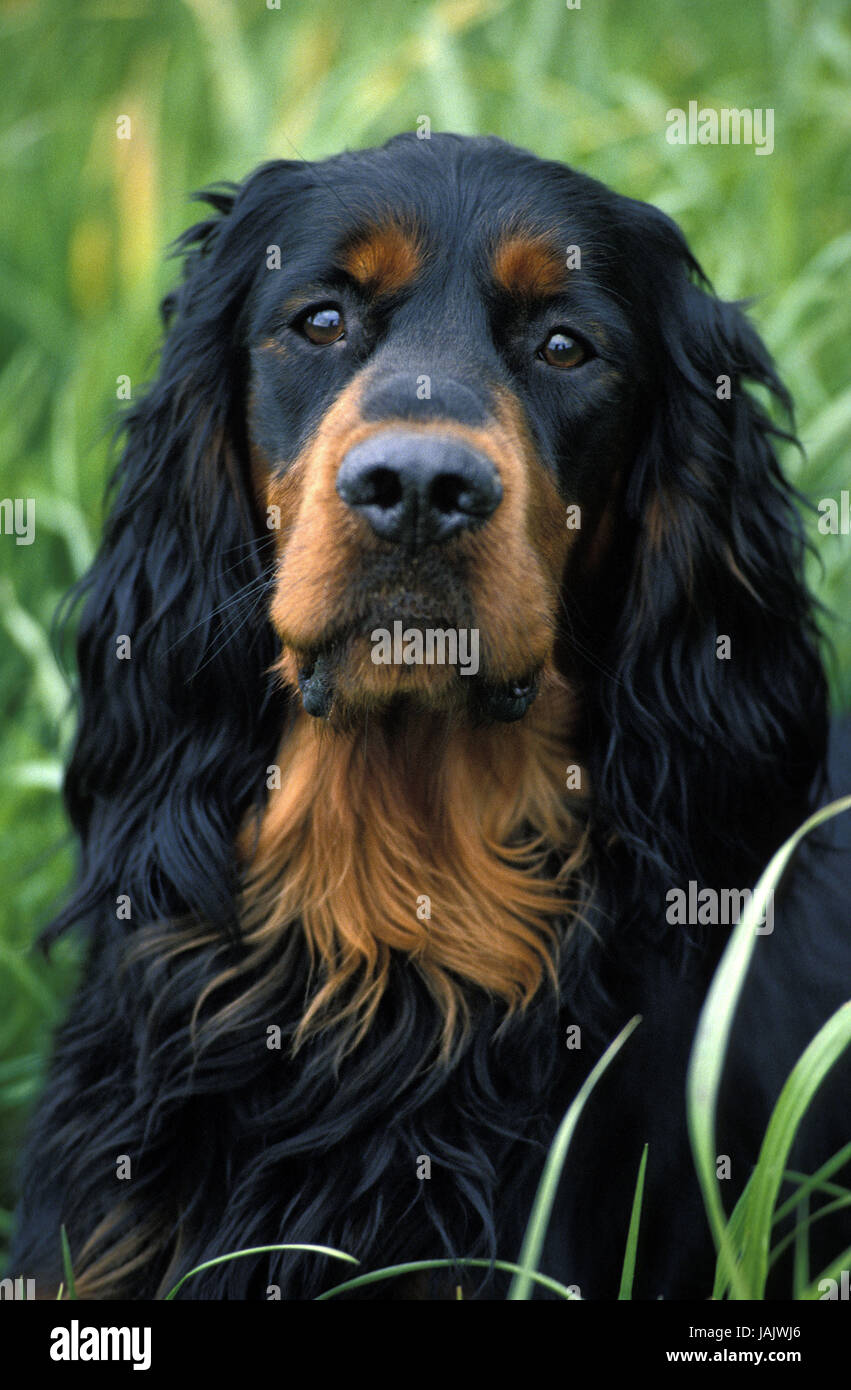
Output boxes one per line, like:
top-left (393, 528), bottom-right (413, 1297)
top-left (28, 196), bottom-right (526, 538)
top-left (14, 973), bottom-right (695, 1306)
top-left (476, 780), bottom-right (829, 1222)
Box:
top-left (246, 135), bottom-right (650, 725)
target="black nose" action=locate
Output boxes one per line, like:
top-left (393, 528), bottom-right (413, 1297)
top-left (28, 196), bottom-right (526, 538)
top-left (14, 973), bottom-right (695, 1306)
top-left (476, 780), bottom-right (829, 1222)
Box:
top-left (335, 432), bottom-right (502, 548)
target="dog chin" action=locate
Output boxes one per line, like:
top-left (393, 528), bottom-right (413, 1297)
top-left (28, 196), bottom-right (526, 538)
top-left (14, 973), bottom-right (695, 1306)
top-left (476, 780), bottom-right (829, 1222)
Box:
top-left (288, 643), bottom-right (540, 726)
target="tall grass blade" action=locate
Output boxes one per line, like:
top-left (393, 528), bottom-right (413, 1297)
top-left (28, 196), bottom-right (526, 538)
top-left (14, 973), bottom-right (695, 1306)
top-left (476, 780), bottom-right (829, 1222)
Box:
top-left (508, 1015), bottom-right (641, 1300)
top-left (688, 796), bottom-right (851, 1299)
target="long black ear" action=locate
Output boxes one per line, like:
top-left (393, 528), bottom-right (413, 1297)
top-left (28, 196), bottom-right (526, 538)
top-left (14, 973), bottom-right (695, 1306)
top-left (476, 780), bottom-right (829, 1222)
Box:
top-left (46, 165), bottom-right (299, 944)
top-left (587, 204), bottom-right (828, 909)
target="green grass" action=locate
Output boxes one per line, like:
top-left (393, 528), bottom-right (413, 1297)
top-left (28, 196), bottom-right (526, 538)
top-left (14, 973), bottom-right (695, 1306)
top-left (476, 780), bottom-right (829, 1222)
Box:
top-left (507, 1015), bottom-right (642, 1300)
top-left (2, 0), bottom-right (850, 1272)
top-left (688, 795), bottom-right (851, 1300)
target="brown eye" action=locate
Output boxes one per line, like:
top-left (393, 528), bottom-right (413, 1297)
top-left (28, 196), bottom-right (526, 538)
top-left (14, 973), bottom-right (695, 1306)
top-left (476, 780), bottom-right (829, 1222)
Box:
top-left (539, 329), bottom-right (587, 369)
top-left (301, 305), bottom-right (345, 345)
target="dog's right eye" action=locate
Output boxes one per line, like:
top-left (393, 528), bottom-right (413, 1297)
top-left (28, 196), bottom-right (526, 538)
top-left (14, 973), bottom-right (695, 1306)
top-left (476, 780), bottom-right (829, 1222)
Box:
top-left (298, 304), bottom-right (346, 345)
top-left (538, 328), bottom-right (588, 369)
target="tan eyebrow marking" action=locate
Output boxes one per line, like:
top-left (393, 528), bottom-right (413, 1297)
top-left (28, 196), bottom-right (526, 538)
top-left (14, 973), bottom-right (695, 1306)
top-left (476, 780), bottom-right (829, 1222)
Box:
top-left (340, 221), bottom-right (422, 296)
top-left (492, 233), bottom-right (567, 298)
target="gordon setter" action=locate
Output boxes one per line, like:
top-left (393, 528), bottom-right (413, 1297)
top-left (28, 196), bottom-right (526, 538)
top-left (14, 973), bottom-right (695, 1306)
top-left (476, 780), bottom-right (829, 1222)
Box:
top-left (10, 132), bottom-right (851, 1300)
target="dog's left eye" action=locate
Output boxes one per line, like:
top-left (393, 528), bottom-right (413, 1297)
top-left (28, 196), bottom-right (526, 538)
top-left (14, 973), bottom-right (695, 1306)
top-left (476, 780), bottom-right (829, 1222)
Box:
top-left (299, 305), bottom-right (346, 345)
top-left (538, 329), bottom-right (588, 369)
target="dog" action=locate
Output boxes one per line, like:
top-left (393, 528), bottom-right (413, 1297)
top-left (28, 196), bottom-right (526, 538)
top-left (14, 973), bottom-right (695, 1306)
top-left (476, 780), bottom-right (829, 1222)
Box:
top-left (10, 132), bottom-right (851, 1300)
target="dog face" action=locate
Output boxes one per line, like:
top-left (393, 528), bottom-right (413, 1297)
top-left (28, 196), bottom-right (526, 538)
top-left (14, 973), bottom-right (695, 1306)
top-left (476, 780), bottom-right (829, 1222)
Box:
top-left (245, 136), bottom-right (647, 724)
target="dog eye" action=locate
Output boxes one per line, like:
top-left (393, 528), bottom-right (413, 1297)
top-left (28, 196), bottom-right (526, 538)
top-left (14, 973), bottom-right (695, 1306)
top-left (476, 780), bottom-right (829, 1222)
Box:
top-left (299, 305), bottom-right (346, 345)
top-left (539, 330), bottom-right (588, 369)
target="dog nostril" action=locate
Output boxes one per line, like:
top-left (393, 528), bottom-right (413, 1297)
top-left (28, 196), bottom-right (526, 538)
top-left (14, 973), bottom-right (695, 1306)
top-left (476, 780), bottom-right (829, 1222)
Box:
top-left (362, 466), bottom-right (402, 510)
top-left (431, 473), bottom-right (477, 517)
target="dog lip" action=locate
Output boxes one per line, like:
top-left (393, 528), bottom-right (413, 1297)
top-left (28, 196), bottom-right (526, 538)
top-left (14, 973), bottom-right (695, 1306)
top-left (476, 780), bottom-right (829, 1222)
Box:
top-left (475, 673), bottom-right (540, 722)
top-left (296, 649), bottom-right (336, 718)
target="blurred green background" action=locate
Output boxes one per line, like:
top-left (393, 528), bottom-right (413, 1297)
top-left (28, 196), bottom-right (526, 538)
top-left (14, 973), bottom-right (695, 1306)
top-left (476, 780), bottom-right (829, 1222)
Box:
top-left (1, 0), bottom-right (849, 1258)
